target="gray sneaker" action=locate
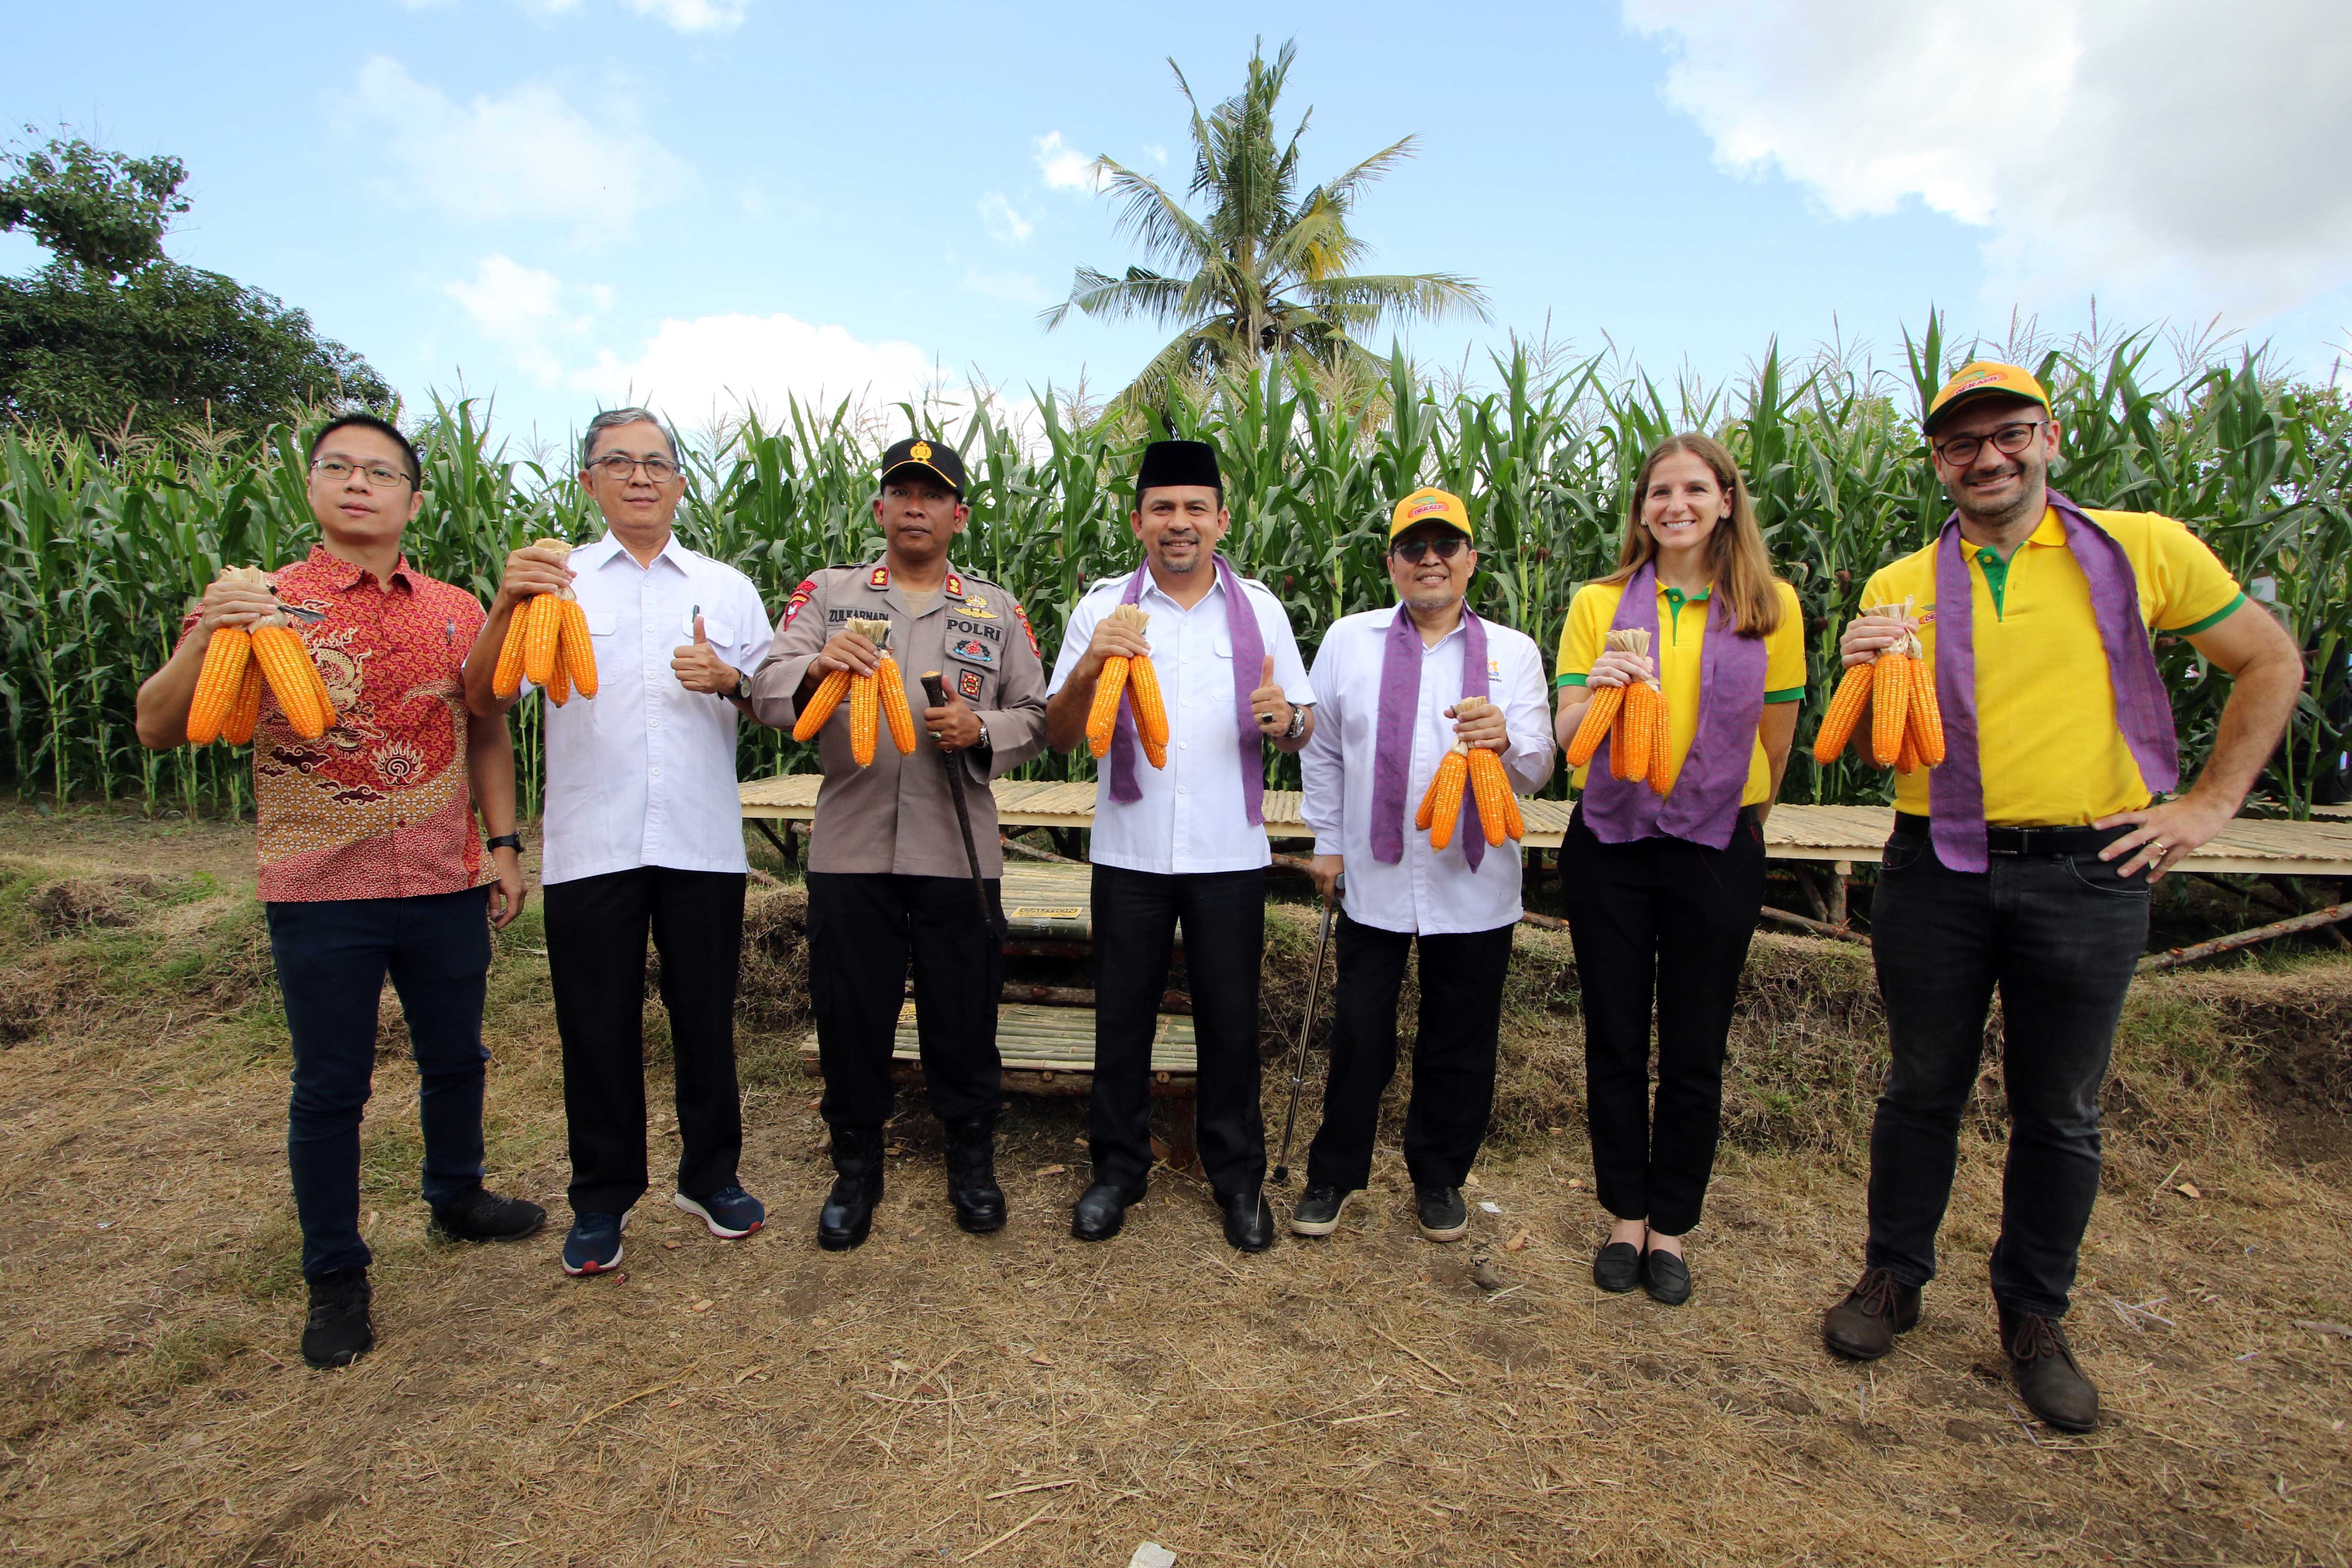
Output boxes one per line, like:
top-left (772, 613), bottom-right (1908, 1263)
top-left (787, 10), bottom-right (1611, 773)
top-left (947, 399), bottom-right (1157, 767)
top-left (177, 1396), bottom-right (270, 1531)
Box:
top-left (1415, 1185), bottom-right (1469, 1242)
top-left (1288, 1185), bottom-right (1354, 1237)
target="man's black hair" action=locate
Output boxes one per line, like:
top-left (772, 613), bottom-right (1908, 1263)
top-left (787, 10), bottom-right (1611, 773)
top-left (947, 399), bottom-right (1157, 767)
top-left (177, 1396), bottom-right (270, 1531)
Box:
top-left (307, 412), bottom-right (421, 487)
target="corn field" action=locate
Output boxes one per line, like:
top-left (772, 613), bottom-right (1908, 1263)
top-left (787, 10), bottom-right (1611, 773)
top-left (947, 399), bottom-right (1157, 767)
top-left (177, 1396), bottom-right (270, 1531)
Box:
top-left (3, 317), bottom-right (2347, 819)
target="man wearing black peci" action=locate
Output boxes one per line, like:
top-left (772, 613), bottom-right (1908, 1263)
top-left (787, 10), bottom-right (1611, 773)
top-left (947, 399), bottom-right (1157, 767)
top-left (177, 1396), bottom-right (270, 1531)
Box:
top-left (1044, 440), bottom-right (1315, 1251)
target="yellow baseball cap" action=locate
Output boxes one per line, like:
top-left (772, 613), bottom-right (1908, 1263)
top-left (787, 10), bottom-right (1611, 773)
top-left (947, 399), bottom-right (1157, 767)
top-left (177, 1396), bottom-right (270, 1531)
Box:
top-left (1924, 360), bottom-right (2051, 435)
top-left (1388, 486), bottom-right (1473, 542)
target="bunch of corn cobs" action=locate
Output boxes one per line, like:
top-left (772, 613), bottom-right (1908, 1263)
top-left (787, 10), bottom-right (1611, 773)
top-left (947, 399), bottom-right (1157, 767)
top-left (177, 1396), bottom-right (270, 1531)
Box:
top-left (1562, 628), bottom-right (1675, 795)
top-left (1813, 597), bottom-right (1945, 772)
top-left (185, 567), bottom-right (339, 745)
top-left (491, 539), bottom-right (600, 705)
top-left (1415, 696), bottom-right (1525, 849)
top-left (1084, 605), bottom-right (1169, 765)
top-left (792, 617), bottom-right (916, 766)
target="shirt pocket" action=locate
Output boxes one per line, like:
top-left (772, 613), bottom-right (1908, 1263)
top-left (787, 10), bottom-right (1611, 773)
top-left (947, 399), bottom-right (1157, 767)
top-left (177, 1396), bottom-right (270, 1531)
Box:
top-left (586, 609), bottom-right (620, 639)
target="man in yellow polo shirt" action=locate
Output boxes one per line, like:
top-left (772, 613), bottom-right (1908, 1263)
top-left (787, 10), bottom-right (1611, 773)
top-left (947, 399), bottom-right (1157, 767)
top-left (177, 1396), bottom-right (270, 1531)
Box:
top-left (1819, 362), bottom-right (2302, 1432)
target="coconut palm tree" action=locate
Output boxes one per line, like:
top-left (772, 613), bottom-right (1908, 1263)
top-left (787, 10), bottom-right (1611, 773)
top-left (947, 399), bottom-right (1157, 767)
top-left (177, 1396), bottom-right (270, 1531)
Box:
top-left (1041, 39), bottom-right (1489, 416)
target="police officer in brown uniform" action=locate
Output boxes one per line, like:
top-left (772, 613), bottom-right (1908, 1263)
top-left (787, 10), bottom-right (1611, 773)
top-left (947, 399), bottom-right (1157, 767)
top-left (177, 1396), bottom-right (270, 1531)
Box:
top-left (750, 438), bottom-right (1049, 1250)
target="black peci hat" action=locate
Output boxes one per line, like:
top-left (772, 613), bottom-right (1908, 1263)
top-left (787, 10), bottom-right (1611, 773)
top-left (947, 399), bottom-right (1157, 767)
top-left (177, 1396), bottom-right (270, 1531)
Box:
top-left (1135, 438), bottom-right (1221, 497)
top-left (880, 436), bottom-right (968, 496)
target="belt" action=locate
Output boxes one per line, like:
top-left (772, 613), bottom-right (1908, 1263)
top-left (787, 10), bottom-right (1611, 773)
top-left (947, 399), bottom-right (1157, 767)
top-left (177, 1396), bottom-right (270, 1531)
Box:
top-left (1892, 812), bottom-right (2122, 858)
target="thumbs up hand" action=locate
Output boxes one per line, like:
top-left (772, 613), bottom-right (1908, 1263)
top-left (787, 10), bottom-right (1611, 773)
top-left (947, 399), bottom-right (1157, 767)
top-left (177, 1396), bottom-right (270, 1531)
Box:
top-left (1250, 652), bottom-right (1294, 738)
top-left (672, 612), bottom-right (742, 695)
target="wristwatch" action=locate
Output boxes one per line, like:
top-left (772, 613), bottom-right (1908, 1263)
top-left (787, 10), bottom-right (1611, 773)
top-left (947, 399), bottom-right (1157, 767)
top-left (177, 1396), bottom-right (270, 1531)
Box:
top-left (1283, 704), bottom-right (1308, 741)
top-left (730, 670), bottom-right (752, 702)
top-left (974, 720), bottom-right (992, 752)
top-left (486, 833), bottom-right (523, 854)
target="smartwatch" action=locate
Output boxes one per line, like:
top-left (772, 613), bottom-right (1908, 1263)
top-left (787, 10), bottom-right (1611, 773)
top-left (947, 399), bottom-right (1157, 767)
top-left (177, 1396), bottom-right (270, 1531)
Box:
top-left (486, 833), bottom-right (523, 854)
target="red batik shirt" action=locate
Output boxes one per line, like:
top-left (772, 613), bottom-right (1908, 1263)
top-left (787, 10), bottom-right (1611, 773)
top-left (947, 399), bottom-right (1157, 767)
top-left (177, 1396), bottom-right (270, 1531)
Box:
top-left (176, 547), bottom-right (490, 903)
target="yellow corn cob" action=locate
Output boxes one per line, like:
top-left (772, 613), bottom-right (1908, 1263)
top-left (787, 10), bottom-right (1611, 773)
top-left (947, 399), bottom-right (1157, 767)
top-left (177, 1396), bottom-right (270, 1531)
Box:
top-left (1564, 682), bottom-right (1623, 769)
top-left (220, 661), bottom-right (263, 746)
top-left (186, 625), bottom-right (251, 745)
top-left (1415, 765), bottom-right (1441, 830)
top-left (492, 608), bottom-right (530, 698)
top-left (850, 672), bottom-right (879, 765)
top-left (1501, 777), bottom-right (1526, 841)
top-left (1424, 746), bottom-right (1470, 849)
top-left (522, 593), bottom-right (563, 687)
top-left (1467, 745), bottom-right (1516, 846)
top-left (1871, 644), bottom-right (1913, 767)
top-left (1646, 701), bottom-right (1676, 796)
top-left (558, 597), bottom-right (598, 698)
top-left (793, 668), bottom-right (851, 740)
top-left (1618, 680), bottom-right (1659, 782)
top-left (251, 621), bottom-right (325, 739)
top-left (1086, 655), bottom-right (1131, 758)
top-left (1895, 727), bottom-right (1920, 774)
top-left (1812, 662), bottom-right (1875, 763)
top-left (1127, 652), bottom-right (1169, 753)
top-left (546, 644), bottom-right (572, 707)
top-left (876, 654), bottom-right (916, 755)
top-left (1903, 649), bottom-right (1945, 767)
top-left (1141, 731), bottom-right (1167, 769)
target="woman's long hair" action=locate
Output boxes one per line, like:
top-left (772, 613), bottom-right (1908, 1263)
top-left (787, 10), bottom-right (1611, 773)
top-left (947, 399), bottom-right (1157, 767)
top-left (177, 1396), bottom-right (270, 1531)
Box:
top-left (1599, 433), bottom-right (1783, 636)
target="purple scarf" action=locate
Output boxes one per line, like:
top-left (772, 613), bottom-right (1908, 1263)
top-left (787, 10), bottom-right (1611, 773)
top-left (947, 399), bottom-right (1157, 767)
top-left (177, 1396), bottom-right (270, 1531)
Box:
top-left (1928, 490), bottom-right (2179, 873)
top-left (1372, 604), bottom-right (1493, 870)
top-left (1107, 554), bottom-right (1268, 826)
top-left (1581, 561), bottom-right (1767, 849)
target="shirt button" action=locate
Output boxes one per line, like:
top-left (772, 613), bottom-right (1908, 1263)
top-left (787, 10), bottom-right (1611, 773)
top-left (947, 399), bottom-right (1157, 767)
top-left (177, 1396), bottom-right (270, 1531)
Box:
top-left (1179, 741), bottom-right (1190, 750)
top-left (1176, 785), bottom-right (1188, 795)
top-left (650, 766), bottom-right (663, 779)
top-left (650, 717), bottom-right (663, 729)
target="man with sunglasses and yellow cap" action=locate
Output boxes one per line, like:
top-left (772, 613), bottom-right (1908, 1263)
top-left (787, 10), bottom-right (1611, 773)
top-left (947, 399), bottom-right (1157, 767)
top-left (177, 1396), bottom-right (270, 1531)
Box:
top-left (1819, 362), bottom-right (2302, 1432)
top-left (1289, 487), bottom-right (1554, 1244)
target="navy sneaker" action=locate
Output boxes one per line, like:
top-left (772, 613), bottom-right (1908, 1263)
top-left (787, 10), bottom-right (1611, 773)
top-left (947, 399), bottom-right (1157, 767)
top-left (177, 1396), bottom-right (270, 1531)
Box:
top-left (674, 1185), bottom-right (764, 1240)
top-left (561, 1210), bottom-right (628, 1276)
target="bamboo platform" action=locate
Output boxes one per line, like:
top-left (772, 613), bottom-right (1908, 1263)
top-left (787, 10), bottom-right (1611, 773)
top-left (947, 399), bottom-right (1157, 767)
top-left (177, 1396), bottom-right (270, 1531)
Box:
top-left (741, 774), bottom-right (2352, 877)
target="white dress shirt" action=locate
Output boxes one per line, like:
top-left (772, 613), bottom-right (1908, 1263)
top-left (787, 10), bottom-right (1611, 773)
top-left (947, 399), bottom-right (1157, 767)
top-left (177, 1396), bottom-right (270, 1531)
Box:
top-left (1047, 569), bottom-right (1313, 875)
top-left (1302, 606), bottom-right (1555, 935)
top-left (537, 532), bottom-right (775, 886)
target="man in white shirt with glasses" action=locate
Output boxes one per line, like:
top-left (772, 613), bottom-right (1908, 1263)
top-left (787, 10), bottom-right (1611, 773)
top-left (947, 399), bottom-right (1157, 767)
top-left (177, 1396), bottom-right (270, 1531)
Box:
top-left (462, 407), bottom-right (777, 1277)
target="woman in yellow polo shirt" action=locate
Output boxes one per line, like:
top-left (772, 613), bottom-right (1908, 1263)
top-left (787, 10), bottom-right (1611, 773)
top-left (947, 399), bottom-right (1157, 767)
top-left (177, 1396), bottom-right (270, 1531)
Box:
top-left (1552, 433), bottom-right (1804, 1307)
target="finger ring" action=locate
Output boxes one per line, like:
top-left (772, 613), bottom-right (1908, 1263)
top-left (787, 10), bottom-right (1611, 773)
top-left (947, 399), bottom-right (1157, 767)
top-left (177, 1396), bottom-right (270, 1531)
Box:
top-left (2150, 841), bottom-right (2171, 857)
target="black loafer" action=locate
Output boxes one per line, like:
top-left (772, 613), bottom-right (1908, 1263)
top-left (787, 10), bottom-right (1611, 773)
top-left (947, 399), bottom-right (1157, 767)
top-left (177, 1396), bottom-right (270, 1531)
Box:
top-left (1642, 1248), bottom-right (1693, 1307)
top-left (1070, 1179), bottom-right (1145, 1242)
top-left (1218, 1188), bottom-right (1274, 1253)
top-left (1592, 1240), bottom-right (1642, 1293)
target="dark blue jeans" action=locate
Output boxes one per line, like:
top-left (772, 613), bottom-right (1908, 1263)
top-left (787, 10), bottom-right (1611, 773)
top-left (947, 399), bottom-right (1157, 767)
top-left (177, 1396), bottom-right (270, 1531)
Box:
top-left (265, 887), bottom-right (493, 1278)
top-left (1865, 826), bottom-right (2149, 1319)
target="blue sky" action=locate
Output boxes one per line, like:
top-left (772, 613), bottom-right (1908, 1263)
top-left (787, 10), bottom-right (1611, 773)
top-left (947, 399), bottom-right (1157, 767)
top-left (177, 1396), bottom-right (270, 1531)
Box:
top-left (11, 1), bottom-right (2349, 453)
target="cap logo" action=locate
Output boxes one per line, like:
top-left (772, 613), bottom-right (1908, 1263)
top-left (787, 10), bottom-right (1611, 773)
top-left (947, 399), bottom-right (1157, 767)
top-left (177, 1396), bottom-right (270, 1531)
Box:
top-left (1946, 371), bottom-right (2005, 397)
top-left (910, 441), bottom-right (932, 462)
top-left (1408, 495), bottom-right (1452, 518)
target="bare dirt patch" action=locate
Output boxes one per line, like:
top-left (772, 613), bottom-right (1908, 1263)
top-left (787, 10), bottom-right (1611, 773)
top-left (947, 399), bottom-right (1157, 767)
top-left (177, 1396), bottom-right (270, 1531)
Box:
top-left (0, 810), bottom-right (2346, 1566)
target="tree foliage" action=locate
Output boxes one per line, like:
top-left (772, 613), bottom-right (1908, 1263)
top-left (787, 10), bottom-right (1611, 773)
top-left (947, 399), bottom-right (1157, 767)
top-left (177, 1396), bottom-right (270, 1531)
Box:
top-left (0, 130), bottom-right (391, 444)
top-left (1042, 40), bottom-right (1489, 418)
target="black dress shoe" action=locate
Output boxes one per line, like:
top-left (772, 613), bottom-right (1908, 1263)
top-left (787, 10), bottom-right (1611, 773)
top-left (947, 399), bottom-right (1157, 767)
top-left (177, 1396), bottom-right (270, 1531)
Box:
top-left (818, 1126), bottom-right (885, 1252)
top-left (300, 1268), bottom-right (374, 1370)
top-left (1592, 1240), bottom-right (1642, 1293)
top-left (2000, 1305), bottom-right (2099, 1432)
top-left (1822, 1267), bottom-right (1922, 1360)
top-left (430, 1185), bottom-right (547, 1243)
top-left (941, 1116), bottom-right (1007, 1235)
top-left (1642, 1247), bottom-right (1693, 1307)
top-left (1070, 1179), bottom-right (1145, 1242)
top-left (1218, 1188), bottom-right (1274, 1253)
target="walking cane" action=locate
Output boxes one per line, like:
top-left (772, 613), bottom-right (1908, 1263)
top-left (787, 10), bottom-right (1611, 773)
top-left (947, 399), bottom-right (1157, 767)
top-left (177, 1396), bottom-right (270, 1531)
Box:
top-left (920, 671), bottom-right (1009, 945)
top-left (1271, 871), bottom-right (1341, 1185)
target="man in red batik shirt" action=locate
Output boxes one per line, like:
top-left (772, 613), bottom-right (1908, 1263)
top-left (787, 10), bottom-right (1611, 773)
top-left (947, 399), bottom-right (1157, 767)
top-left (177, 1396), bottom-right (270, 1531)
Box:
top-left (136, 414), bottom-right (542, 1371)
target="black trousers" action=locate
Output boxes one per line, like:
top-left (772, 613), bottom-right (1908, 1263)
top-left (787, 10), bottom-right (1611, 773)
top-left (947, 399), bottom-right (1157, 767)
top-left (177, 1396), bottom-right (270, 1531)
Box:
top-left (545, 867), bottom-right (746, 1217)
top-left (1304, 916), bottom-right (1515, 1192)
top-left (1866, 824), bottom-right (2148, 1319)
top-left (1561, 805), bottom-right (1766, 1236)
top-left (808, 872), bottom-right (1003, 1130)
top-left (1088, 864), bottom-right (1266, 1195)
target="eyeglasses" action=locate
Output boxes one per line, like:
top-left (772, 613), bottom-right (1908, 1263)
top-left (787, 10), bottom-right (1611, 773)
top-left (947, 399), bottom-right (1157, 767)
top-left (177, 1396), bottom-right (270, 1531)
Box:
top-left (1390, 535), bottom-right (1468, 564)
top-left (1933, 421), bottom-right (2046, 466)
top-left (310, 457), bottom-right (413, 489)
top-left (587, 454), bottom-right (681, 484)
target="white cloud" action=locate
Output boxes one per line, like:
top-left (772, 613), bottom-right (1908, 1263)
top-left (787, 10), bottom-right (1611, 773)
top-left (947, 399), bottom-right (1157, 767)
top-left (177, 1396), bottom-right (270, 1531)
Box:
top-left (959, 268), bottom-right (1050, 306)
top-left (1034, 131), bottom-right (1106, 194)
top-left (625, 0), bottom-right (750, 30)
top-left (1624, 0), bottom-right (2352, 318)
top-left (569, 312), bottom-right (946, 425)
top-left (444, 254), bottom-right (604, 385)
top-left (346, 56), bottom-right (690, 235)
top-left (1142, 142), bottom-right (1168, 166)
top-left (977, 191), bottom-right (1033, 245)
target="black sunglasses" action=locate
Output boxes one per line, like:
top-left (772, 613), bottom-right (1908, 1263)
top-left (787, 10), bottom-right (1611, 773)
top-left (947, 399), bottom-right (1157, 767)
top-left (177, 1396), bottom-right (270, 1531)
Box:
top-left (1390, 535), bottom-right (1468, 564)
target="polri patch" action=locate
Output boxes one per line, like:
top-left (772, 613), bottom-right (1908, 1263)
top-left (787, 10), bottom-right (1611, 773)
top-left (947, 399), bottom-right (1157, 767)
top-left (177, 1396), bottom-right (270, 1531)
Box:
top-left (783, 576), bottom-right (818, 624)
top-left (958, 668), bottom-right (984, 699)
top-left (1011, 602), bottom-right (1039, 655)
top-left (948, 635), bottom-right (997, 668)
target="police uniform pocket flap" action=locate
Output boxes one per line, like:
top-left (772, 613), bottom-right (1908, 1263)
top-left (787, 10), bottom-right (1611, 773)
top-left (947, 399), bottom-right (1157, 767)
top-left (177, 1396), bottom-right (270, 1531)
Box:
top-left (586, 609), bottom-right (620, 637)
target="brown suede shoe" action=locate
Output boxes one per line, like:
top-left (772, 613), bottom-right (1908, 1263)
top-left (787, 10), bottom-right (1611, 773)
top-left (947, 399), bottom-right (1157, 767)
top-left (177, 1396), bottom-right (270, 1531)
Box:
top-left (2000, 1306), bottom-right (2098, 1432)
top-left (1822, 1267), bottom-right (1922, 1360)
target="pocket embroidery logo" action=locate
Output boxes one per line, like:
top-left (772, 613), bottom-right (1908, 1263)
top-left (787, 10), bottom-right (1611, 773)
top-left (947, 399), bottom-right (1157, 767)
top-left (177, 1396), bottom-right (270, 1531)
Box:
top-left (949, 637), bottom-right (997, 668)
top-left (958, 668), bottom-right (984, 699)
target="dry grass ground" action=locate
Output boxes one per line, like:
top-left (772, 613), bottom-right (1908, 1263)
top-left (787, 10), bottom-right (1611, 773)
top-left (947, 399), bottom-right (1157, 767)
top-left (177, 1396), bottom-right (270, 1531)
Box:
top-left (0, 810), bottom-right (2346, 1567)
